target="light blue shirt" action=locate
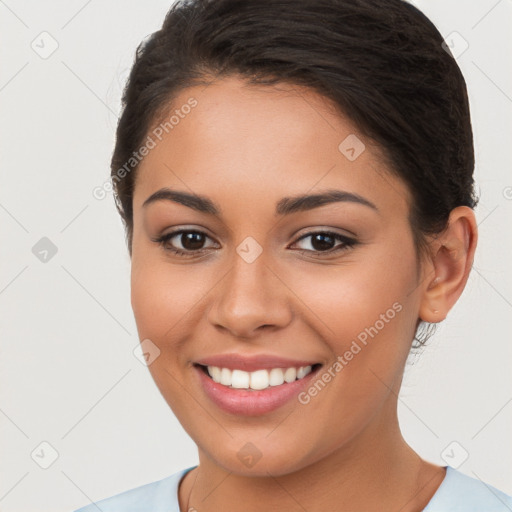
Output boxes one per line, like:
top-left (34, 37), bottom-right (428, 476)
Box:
top-left (73, 465), bottom-right (512, 511)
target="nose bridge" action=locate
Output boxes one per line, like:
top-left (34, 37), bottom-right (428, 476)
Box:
top-left (224, 242), bottom-right (274, 313)
top-left (208, 239), bottom-right (292, 336)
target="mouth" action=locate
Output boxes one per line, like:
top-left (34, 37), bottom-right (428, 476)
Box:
top-left (193, 361), bottom-right (323, 416)
top-left (194, 363), bottom-right (322, 390)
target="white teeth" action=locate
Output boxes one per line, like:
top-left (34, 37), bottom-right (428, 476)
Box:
top-left (297, 365), bottom-right (311, 379)
top-left (210, 366), bottom-right (221, 383)
top-left (284, 367), bottom-right (297, 383)
top-left (220, 367), bottom-right (231, 386)
top-left (205, 364), bottom-right (314, 390)
top-left (269, 368), bottom-right (284, 386)
top-left (231, 369), bottom-right (250, 389)
top-left (249, 369), bottom-right (269, 390)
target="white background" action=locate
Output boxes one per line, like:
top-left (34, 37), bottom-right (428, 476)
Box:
top-left (0, 1), bottom-right (511, 511)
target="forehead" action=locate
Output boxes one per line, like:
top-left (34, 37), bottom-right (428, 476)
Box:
top-left (133, 76), bottom-right (411, 219)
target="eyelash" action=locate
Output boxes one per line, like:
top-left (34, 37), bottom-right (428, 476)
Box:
top-left (151, 229), bottom-right (358, 258)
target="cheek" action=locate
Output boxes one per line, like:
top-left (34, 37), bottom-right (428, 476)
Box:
top-left (130, 255), bottom-right (205, 340)
top-left (285, 240), bottom-right (418, 408)
top-left (289, 245), bottom-right (416, 350)
top-left (130, 257), bottom-right (199, 409)
top-left (129, 253), bottom-right (220, 401)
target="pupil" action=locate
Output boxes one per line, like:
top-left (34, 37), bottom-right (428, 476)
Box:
top-left (312, 233), bottom-right (334, 251)
top-left (182, 232), bottom-right (204, 250)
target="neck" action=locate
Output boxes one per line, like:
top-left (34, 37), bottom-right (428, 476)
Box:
top-left (179, 396), bottom-right (445, 512)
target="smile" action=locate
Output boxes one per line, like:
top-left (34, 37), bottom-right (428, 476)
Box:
top-left (203, 364), bottom-right (314, 390)
top-left (193, 358), bottom-right (323, 416)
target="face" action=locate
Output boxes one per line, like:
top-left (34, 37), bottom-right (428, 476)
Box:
top-left (130, 75), bottom-right (426, 476)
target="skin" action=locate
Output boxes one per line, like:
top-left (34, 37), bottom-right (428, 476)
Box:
top-left (130, 75), bottom-right (478, 512)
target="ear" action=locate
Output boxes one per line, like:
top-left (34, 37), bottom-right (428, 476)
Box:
top-left (418, 206), bottom-right (478, 323)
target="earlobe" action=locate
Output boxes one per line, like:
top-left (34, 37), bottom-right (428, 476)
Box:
top-left (418, 206), bottom-right (478, 323)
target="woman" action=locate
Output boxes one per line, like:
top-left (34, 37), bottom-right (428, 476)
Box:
top-left (74, 0), bottom-right (512, 510)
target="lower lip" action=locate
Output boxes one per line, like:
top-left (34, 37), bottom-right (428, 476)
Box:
top-left (194, 365), bottom-right (321, 416)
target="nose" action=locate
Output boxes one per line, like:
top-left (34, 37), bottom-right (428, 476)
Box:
top-left (207, 250), bottom-right (293, 339)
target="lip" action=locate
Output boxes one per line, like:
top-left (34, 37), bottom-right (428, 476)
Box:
top-left (194, 353), bottom-right (320, 372)
top-left (194, 362), bottom-right (322, 416)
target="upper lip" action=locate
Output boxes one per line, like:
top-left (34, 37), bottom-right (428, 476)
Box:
top-left (194, 353), bottom-right (320, 372)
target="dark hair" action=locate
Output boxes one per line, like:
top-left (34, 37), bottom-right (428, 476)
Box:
top-left (111, 0), bottom-right (478, 347)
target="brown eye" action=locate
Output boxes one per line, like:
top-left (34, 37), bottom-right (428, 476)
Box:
top-left (292, 231), bottom-right (357, 255)
top-left (308, 233), bottom-right (336, 251)
top-left (177, 232), bottom-right (207, 250)
top-left (153, 229), bottom-right (218, 257)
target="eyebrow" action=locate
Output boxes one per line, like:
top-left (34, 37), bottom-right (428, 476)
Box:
top-left (142, 187), bottom-right (379, 216)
